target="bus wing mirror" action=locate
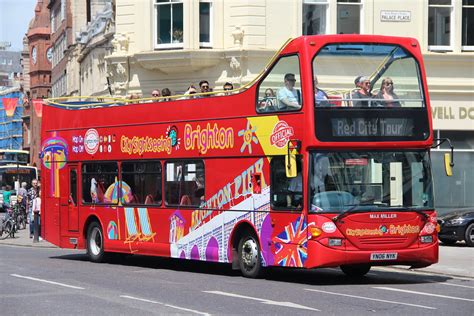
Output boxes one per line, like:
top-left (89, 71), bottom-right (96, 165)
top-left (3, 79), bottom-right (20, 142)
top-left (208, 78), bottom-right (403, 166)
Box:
top-left (433, 138), bottom-right (454, 177)
top-left (285, 154), bottom-right (297, 178)
top-left (444, 153), bottom-right (453, 177)
top-left (286, 139), bottom-right (301, 178)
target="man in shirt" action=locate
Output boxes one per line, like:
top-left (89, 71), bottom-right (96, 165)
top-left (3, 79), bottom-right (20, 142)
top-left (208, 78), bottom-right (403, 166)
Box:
top-left (27, 179), bottom-right (39, 238)
top-left (277, 73), bottom-right (301, 110)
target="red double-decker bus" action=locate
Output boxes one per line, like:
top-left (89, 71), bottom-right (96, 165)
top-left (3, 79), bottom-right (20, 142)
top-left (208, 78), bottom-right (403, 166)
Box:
top-left (41, 35), bottom-right (444, 278)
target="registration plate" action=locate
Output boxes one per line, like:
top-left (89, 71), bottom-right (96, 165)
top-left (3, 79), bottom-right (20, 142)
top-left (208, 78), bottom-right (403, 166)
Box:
top-left (370, 252), bottom-right (398, 261)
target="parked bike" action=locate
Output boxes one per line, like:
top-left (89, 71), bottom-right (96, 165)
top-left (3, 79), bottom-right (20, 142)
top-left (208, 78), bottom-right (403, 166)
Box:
top-left (0, 207), bottom-right (17, 239)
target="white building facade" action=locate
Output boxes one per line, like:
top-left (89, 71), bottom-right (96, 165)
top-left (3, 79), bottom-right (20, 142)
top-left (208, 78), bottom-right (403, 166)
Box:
top-left (104, 0), bottom-right (473, 212)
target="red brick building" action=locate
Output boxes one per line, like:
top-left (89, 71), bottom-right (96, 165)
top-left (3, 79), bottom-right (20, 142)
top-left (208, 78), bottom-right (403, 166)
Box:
top-left (26, 0), bottom-right (51, 167)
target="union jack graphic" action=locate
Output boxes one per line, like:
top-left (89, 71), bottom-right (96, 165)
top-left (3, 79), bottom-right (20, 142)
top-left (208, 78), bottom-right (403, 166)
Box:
top-left (273, 214), bottom-right (309, 267)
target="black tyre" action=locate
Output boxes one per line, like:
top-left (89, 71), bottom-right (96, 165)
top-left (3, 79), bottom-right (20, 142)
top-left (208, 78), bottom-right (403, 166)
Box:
top-left (439, 237), bottom-right (457, 245)
top-left (238, 232), bottom-right (263, 278)
top-left (465, 223), bottom-right (474, 247)
top-left (87, 222), bottom-right (105, 263)
top-left (340, 264), bottom-right (371, 277)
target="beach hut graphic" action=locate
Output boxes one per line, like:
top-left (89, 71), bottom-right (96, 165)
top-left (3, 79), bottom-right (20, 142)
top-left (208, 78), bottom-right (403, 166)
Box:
top-left (169, 210), bottom-right (185, 243)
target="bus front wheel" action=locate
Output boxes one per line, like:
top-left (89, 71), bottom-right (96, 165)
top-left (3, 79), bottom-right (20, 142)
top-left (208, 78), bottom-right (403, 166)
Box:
top-left (238, 233), bottom-right (263, 278)
top-left (87, 222), bottom-right (105, 263)
top-left (340, 264), bottom-right (371, 277)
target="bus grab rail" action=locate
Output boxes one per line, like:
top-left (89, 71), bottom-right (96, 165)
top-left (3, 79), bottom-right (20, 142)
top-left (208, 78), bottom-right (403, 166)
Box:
top-left (44, 38), bottom-right (294, 108)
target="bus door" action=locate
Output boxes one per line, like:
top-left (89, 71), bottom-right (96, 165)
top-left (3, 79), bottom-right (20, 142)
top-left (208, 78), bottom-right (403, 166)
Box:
top-left (67, 165), bottom-right (79, 231)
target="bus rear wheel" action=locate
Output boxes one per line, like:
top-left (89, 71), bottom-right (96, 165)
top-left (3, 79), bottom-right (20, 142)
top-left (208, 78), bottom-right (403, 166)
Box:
top-left (87, 222), bottom-right (105, 263)
top-left (238, 233), bottom-right (263, 278)
top-left (340, 264), bottom-right (371, 277)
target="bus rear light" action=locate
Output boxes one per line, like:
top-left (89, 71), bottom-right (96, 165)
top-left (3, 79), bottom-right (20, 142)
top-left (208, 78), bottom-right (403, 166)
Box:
top-left (328, 238), bottom-right (342, 246)
top-left (309, 227), bottom-right (322, 238)
top-left (420, 236), bottom-right (433, 243)
top-left (436, 223), bottom-right (441, 233)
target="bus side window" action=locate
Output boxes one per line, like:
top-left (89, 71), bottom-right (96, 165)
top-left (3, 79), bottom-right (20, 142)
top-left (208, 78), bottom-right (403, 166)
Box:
top-left (164, 160), bottom-right (205, 208)
top-left (256, 54), bottom-right (302, 113)
top-left (121, 161), bottom-right (162, 206)
top-left (270, 156), bottom-right (303, 210)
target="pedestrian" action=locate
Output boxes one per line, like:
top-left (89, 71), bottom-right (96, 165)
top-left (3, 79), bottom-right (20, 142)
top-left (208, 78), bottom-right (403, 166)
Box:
top-left (3, 184), bottom-right (12, 209)
top-left (27, 179), bottom-right (39, 238)
top-left (18, 182), bottom-right (28, 208)
top-left (32, 188), bottom-right (42, 240)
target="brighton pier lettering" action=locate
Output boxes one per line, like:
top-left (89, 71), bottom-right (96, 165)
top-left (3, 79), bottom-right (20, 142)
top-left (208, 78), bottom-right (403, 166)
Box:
top-left (184, 123), bottom-right (234, 154)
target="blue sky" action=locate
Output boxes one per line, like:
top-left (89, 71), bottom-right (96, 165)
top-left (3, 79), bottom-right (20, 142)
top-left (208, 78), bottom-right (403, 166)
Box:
top-left (0, 0), bottom-right (38, 51)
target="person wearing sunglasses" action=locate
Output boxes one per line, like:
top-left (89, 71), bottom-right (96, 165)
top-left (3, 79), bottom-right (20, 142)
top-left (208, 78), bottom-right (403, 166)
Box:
top-left (351, 75), bottom-right (374, 107)
top-left (223, 82), bottom-right (234, 95)
top-left (375, 77), bottom-right (401, 107)
top-left (277, 73), bottom-right (301, 110)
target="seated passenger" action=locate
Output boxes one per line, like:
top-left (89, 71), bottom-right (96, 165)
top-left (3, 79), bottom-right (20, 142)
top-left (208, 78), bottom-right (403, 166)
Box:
top-left (258, 88), bottom-right (276, 112)
top-left (161, 88), bottom-right (172, 101)
top-left (223, 82), bottom-right (234, 95)
top-left (375, 77), bottom-right (401, 107)
top-left (277, 73), bottom-right (301, 110)
top-left (314, 76), bottom-right (329, 106)
top-left (351, 76), bottom-right (374, 107)
top-left (199, 80), bottom-right (212, 96)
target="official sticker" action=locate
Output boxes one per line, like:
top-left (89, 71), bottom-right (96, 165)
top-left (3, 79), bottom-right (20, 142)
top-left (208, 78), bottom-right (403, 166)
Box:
top-left (322, 221), bottom-right (337, 233)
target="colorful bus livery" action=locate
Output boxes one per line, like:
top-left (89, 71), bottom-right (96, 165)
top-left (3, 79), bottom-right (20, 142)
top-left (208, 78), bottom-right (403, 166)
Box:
top-left (41, 35), bottom-right (440, 278)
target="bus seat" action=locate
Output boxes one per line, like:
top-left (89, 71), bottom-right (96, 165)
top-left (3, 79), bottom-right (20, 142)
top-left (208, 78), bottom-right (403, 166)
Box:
top-left (180, 195), bottom-right (192, 206)
top-left (327, 95), bottom-right (342, 106)
top-left (144, 194), bottom-right (154, 204)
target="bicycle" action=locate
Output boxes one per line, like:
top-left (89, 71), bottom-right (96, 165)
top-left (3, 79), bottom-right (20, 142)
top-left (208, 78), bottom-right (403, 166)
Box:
top-left (0, 207), bottom-right (18, 240)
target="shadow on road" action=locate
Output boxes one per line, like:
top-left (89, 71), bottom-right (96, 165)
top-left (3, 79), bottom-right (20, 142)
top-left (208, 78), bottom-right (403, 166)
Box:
top-left (50, 252), bottom-right (452, 286)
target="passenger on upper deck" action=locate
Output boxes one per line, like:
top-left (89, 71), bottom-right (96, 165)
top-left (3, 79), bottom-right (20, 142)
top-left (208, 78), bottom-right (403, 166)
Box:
top-left (161, 88), bottom-right (172, 101)
top-left (375, 77), bottom-right (401, 107)
top-left (277, 73), bottom-right (301, 110)
top-left (351, 76), bottom-right (373, 107)
top-left (314, 76), bottom-right (329, 106)
top-left (199, 80), bottom-right (211, 95)
top-left (258, 88), bottom-right (276, 112)
top-left (223, 82), bottom-right (234, 95)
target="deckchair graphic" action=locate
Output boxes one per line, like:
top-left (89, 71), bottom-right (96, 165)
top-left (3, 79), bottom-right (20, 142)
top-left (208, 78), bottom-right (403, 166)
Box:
top-left (124, 207), bottom-right (140, 252)
top-left (137, 208), bottom-right (156, 241)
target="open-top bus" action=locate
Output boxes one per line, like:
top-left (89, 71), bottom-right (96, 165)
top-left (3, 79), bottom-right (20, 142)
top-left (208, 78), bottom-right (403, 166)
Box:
top-left (41, 35), bottom-right (446, 278)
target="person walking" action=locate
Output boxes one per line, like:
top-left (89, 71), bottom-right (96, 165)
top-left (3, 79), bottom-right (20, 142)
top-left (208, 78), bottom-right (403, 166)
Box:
top-left (27, 179), bottom-right (39, 238)
top-left (32, 188), bottom-right (42, 241)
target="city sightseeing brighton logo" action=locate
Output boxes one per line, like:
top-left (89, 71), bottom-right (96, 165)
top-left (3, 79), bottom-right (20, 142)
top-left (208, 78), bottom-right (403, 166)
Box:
top-left (270, 120), bottom-right (294, 148)
top-left (84, 128), bottom-right (100, 155)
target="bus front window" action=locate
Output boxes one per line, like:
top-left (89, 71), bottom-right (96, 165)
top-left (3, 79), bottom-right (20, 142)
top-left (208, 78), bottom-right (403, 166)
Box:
top-left (310, 151), bottom-right (434, 213)
top-left (312, 44), bottom-right (425, 108)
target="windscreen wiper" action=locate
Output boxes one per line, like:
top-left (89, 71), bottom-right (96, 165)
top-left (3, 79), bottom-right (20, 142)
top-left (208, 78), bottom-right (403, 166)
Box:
top-left (333, 203), bottom-right (389, 223)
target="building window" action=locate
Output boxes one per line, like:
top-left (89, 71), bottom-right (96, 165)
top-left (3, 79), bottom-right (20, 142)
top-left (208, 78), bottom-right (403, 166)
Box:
top-left (428, 0), bottom-right (453, 50)
top-left (303, 0), bottom-right (328, 35)
top-left (61, 0), bottom-right (66, 21)
top-left (462, 0), bottom-right (474, 49)
top-left (199, 0), bottom-right (212, 47)
top-left (337, 0), bottom-right (362, 34)
top-left (155, 0), bottom-right (184, 49)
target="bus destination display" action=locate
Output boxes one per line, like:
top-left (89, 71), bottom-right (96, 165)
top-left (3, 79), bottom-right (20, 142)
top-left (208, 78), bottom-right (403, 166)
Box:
top-left (331, 118), bottom-right (414, 137)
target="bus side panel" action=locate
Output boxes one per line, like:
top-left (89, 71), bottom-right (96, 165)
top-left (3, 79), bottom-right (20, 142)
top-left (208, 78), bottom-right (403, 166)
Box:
top-left (43, 197), bottom-right (61, 246)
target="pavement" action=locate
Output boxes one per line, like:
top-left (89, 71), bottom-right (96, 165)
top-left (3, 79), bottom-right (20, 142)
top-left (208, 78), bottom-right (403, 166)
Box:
top-left (1, 224), bottom-right (473, 278)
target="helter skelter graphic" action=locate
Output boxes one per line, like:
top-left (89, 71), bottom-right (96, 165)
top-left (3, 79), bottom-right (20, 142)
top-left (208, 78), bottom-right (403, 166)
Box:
top-left (41, 134), bottom-right (68, 197)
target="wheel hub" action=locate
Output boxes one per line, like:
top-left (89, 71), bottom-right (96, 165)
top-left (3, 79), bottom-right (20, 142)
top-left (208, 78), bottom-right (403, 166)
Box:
top-left (90, 227), bottom-right (102, 256)
top-left (242, 238), bottom-right (258, 269)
